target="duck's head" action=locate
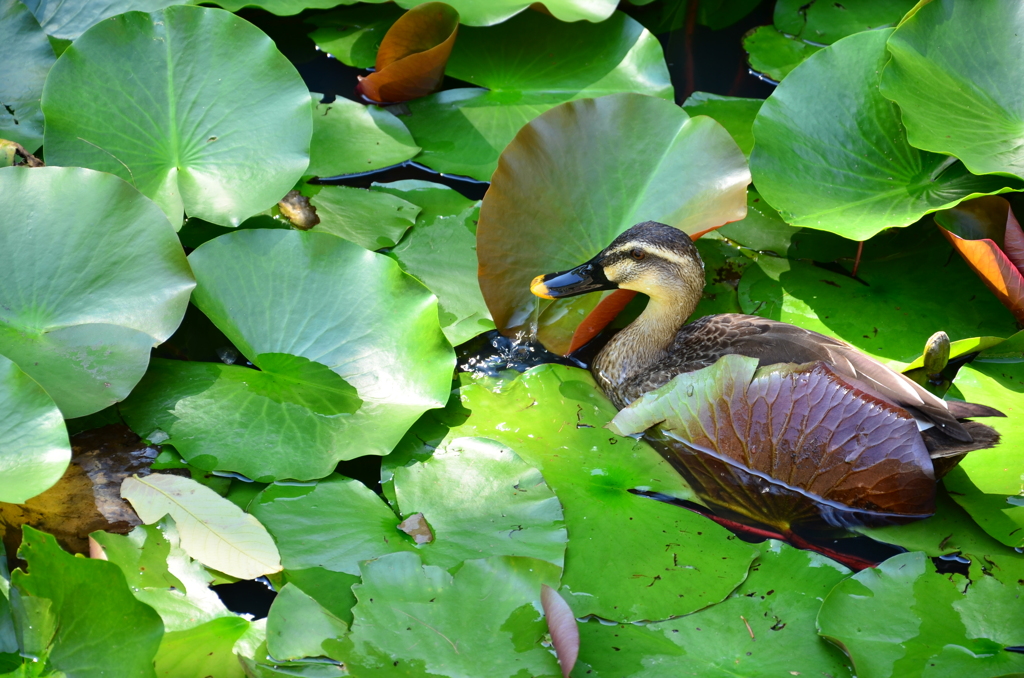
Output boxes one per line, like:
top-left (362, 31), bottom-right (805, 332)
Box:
top-left (530, 221), bottom-right (705, 301)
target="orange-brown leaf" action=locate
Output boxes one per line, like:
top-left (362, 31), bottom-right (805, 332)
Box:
top-left (356, 2), bottom-right (459, 104)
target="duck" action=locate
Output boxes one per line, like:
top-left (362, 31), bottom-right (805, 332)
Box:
top-left (530, 221), bottom-right (1003, 457)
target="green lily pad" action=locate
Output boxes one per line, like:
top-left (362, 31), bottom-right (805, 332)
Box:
top-left (750, 29), bottom-right (1023, 240)
top-left (438, 364), bottom-right (758, 621)
top-left (381, 181), bottom-right (494, 345)
top-left (575, 540), bottom-right (853, 678)
top-left (687, 235), bottom-right (752, 319)
top-left (737, 225), bottom-right (1018, 363)
top-left (11, 526), bottom-right (164, 678)
top-left (271, 569), bottom-right (358, 628)
top-left (93, 520), bottom-right (234, 632)
top-left (394, 436), bottom-right (566, 569)
top-left (42, 5), bottom-right (312, 226)
top-left (253, 438), bottom-right (566, 574)
top-left (307, 94), bottom-right (420, 178)
top-left (122, 474), bottom-right (283, 579)
top-left (402, 10), bottom-right (673, 180)
top-left (308, 5), bottom-right (406, 68)
top-left (681, 92), bottom-right (763, 156)
top-left (215, 0), bottom-right (617, 26)
top-left (743, 25), bottom-right (821, 83)
top-left (0, 0), bottom-right (54, 151)
top-left (0, 354), bottom-right (70, 505)
top-left (0, 167), bottom-right (194, 418)
top-left (478, 93), bottom-right (749, 352)
top-left (21, 0), bottom-right (186, 40)
top-left (266, 584), bottom-right (347, 661)
top-left (774, 0), bottom-right (915, 44)
top-left (154, 616), bottom-right (251, 678)
top-left (943, 359), bottom-right (1024, 548)
top-left (817, 551), bottom-right (1024, 678)
top-left (309, 185), bottom-right (420, 250)
top-left (130, 229), bottom-right (453, 473)
top-left (251, 475), bottom-right (416, 576)
top-left (327, 553), bottom-right (562, 678)
top-left (880, 0), bottom-right (1024, 180)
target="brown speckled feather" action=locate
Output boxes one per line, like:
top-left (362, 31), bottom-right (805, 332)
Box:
top-left (615, 314), bottom-right (974, 442)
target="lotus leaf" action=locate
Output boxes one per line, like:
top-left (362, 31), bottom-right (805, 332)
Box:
top-left (307, 94), bottom-right (420, 178)
top-left (214, 0), bottom-right (618, 26)
top-left (773, 0), bottom-right (915, 44)
top-left (611, 354), bottom-right (936, 531)
top-left (436, 364), bottom-right (758, 621)
top-left (308, 4), bottom-right (406, 69)
top-left (122, 474), bottom-right (282, 579)
top-left (153, 616), bottom-right (251, 678)
top-left (11, 526), bottom-right (164, 678)
top-left (356, 2), bottom-right (459, 104)
top-left (880, 0), bottom-right (1024, 180)
top-left (818, 551), bottom-right (1024, 678)
top-left (575, 540), bottom-right (853, 678)
top-left (42, 5), bottom-right (312, 227)
top-left (681, 92), bottom-right (763, 156)
top-left (380, 180), bottom-right (494, 345)
top-left (327, 553), bottom-right (562, 678)
top-left (266, 584), bottom-right (347, 661)
top-left (943, 359), bottom-right (1024, 548)
top-left (401, 11), bottom-right (673, 180)
top-left (478, 93), bottom-right (749, 353)
top-left (21, 0), bottom-right (186, 40)
top-left (0, 0), bottom-right (54, 151)
top-left (0, 354), bottom-right (70, 505)
top-left (934, 196), bottom-right (1024, 322)
top-left (750, 29), bottom-right (1023, 240)
top-left (737, 225), bottom-right (1018, 363)
top-left (309, 185), bottom-right (420, 250)
top-left (0, 167), bottom-right (194, 418)
top-left (743, 25), bottom-right (820, 83)
top-left (128, 229), bottom-right (454, 474)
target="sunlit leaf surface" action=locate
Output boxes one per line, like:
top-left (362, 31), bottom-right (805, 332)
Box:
top-left (478, 93), bottom-right (749, 352)
top-left (307, 94), bottom-right (420, 178)
top-left (309, 184), bottom-right (420, 250)
top-left (42, 5), bottom-right (312, 226)
top-left (21, 0), bottom-right (186, 39)
top-left (576, 541), bottom-right (853, 678)
top-left (880, 0), bottom-right (1024, 180)
top-left (266, 584), bottom-right (347, 661)
top-left (0, 167), bottom-right (193, 418)
top-left (0, 354), bottom-right (69, 504)
top-left (0, 0), bottom-right (54, 150)
top-left (751, 29), bottom-right (1023, 240)
top-left (153, 616), bottom-right (251, 678)
top-left (329, 553), bottom-right (563, 677)
top-left (818, 551), bottom-right (1024, 678)
top-left (11, 526), bottom-right (164, 677)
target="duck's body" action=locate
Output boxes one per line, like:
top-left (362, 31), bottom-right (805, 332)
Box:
top-left (532, 222), bottom-right (1002, 448)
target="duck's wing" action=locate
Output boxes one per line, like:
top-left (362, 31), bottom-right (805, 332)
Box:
top-left (675, 314), bottom-right (976, 442)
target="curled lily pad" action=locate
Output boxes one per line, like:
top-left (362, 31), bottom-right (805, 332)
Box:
top-left (307, 94), bottom-right (420, 178)
top-left (0, 354), bottom-right (70, 505)
top-left (750, 29), bottom-right (1023, 240)
top-left (42, 5), bottom-right (312, 227)
top-left (610, 354), bottom-right (936, 531)
top-left (880, 0), bottom-right (1024, 180)
top-left (0, 167), bottom-right (194, 418)
top-left (478, 93), bottom-right (749, 354)
top-left (0, 0), bottom-right (54, 151)
top-left (934, 196), bottom-right (1024, 323)
top-left (126, 229), bottom-right (453, 477)
top-left (402, 10), bottom-right (673, 180)
top-left (818, 551), bottom-right (1024, 678)
top-left (356, 3), bottom-right (459, 104)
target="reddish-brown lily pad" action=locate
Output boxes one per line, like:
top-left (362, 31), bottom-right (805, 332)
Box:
top-left (356, 2), bottom-right (459, 104)
top-left (609, 354), bottom-right (936, 533)
top-left (934, 196), bottom-right (1024, 323)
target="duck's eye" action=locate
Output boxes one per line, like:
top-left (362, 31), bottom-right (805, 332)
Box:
top-left (630, 249), bottom-right (646, 261)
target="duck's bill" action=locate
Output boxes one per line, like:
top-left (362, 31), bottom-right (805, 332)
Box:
top-left (530, 259), bottom-right (614, 299)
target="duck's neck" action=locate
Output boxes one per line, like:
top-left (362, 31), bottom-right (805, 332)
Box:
top-left (592, 289), bottom-right (699, 402)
